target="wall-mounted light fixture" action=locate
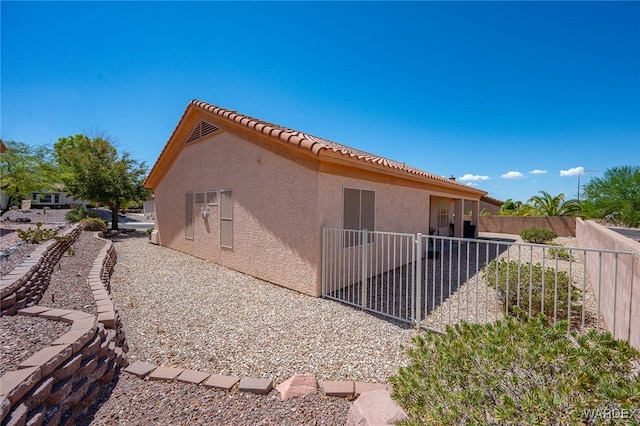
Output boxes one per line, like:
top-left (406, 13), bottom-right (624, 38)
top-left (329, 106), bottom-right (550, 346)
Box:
top-left (200, 206), bottom-right (210, 220)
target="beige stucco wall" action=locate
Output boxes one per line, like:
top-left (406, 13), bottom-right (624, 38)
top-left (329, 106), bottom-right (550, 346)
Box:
top-left (152, 114), bottom-right (485, 298)
top-left (576, 219), bottom-right (639, 350)
top-left (154, 130), bottom-right (321, 296)
top-left (479, 216), bottom-right (576, 237)
top-left (316, 172), bottom-right (434, 291)
top-left (317, 173), bottom-right (432, 234)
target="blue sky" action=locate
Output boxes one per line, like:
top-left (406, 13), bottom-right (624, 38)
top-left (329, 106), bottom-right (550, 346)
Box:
top-left (2, 1), bottom-right (639, 203)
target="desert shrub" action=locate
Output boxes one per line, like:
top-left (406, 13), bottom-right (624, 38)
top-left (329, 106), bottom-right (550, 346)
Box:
top-left (80, 217), bottom-right (107, 232)
top-left (520, 227), bottom-right (557, 244)
top-left (145, 227), bottom-right (154, 238)
top-left (390, 314), bottom-right (640, 426)
top-left (16, 222), bottom-right (58, 244)
top-left (65, 206), bottom-right (98, 223)
top-left (484, 259), bottom-right (580, 323)
top-left (547, 245), bottom-right (573, 261)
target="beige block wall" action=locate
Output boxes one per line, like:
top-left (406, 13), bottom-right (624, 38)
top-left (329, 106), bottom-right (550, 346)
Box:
top-left (576, 219), bottom-right (639, 350)
top-left (154, 131), bottom-right (320, 296)
top-left (479, 216), bottom-right (576, 237)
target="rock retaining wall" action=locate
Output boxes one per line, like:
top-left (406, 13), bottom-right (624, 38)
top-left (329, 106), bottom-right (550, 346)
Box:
top-left (0, 231), bottom-right (128, 426)
top-left (0, 226), bottom-right (82, 315)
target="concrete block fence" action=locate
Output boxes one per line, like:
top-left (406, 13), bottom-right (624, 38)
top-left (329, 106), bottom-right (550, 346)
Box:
top-left (1, 231), bottom-right (128, 426)
top-left (1, 225), bottom-right (82, 315)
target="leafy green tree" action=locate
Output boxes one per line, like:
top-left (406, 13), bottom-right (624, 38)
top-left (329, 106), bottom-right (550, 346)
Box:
top-left (581, 166), bottom-right (640, 227)
top-left (54, 134), bottom-right (148, 230)
top-left (498, 199), bottom-right (536, 216)
top-left (527, 190), bottom-right (581, 216)
top-left (0, 141), bottom-right (56, 216)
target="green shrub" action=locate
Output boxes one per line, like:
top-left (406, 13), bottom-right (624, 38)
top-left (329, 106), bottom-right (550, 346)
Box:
top-left (66, 207), bottom-right (87, 222)
top-left (390, 315), bottom-right (640, 426)
top-left (145, 227), bottom-right (154, 238)
top-left (80, 217), bottom-right (107, 232)
top-left (484, 259), bottom-right (580, 323)
top-left (65, 207), bottom-right (98, 223)
top-left (520, 227), bottom-right (557, 244)
top-left (547, 245), bottom-right (573, 261)
top-left (16, 222), bottom-right (58, 244)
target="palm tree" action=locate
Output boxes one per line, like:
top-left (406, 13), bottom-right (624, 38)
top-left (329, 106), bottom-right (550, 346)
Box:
top-left (527, 191), bottom-right (581, 217)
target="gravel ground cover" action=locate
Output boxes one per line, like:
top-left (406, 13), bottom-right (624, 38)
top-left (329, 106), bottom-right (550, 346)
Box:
top-left (1, 208), bottom-right (70, 276)
top-left (0, 315), bottom-right (70, 375)
top-left (39, 231), bottom-right (104, 313)
top-left (0, 230), bottom-right (101, 376)
top-left (109, 232), bottom-right (419, 384)
top-left (83, 374), bottom-right (349, 426)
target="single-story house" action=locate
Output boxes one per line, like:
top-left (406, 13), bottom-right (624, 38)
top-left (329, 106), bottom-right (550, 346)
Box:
top-left (29, 190), bottom-right (87, 209)
top-left (145, 100), bottom-right (488, 296)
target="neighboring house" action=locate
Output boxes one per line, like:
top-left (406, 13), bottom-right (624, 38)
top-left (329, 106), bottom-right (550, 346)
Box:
top-left (145, 100), bottom-right (488, 296)
top-left (0, 190), bottom-right (85, 211)
top-left (29, 190), bottom-right (87, 208)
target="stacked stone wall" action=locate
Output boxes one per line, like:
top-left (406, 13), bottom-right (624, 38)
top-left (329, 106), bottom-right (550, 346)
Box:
top-left (1, 226), bottom-right (82, 315)
top-left (1, 230), bottom-right (127, 426)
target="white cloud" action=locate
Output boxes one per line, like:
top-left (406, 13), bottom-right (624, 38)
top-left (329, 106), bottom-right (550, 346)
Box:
top-left (465, 182), bottom-right (479, 187)
top-left (459, 173), bottom-right (490, 181)
top-left (501, 171), bottom-right (526, 179)
top-left (560, 166), bottom-right (584, 177)
top-left (529, 169), bottom-right (548, 175)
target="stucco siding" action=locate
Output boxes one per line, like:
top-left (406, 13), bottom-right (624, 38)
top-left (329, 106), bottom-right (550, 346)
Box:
top-left (317, 173), bottom-right (431, 233)
top-left (316, 173), bottom-right (432, 291)
top-left (154, 131), bottom-right (321, 296)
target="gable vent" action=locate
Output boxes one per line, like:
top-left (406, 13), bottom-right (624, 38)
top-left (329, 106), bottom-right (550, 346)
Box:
top-left (186, 120), bottom-right (220, 144)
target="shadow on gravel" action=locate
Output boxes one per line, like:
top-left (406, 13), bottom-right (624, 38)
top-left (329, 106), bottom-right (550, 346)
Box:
top-left (73, 368), bottom-right (124, 426)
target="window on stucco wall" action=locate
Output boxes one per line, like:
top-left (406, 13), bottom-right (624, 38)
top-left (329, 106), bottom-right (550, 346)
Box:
top-left (220, 190), bottom-right (233, 248)
top-left (185, 192), bottom-right (194, 240)
top-left (343, 187), bottom-right (375, 247)
top-left (206, 191), bottom-right (218, 205)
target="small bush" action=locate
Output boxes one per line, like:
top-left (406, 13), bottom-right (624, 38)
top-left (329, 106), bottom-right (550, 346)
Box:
top-left (484, 259), bottom-right (580, 322)
top-left (65, 207), bottom-right (98, 223)
top-left (390, 315), bottom-right (640, 426)
top-left (80, 217), bottom-right (107, 232)
top-left (520, 227), bottom-right (557, 244)
top-left (145, 227), bottom-right (154, 238)
top-left (16, 222), bottom-right (58, 244)
top-left (548, 245), bottom-right (573, 260)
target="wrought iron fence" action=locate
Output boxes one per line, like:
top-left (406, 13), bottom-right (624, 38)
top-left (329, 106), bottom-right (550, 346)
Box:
top-left (321, 228), bottom-right (634, 337)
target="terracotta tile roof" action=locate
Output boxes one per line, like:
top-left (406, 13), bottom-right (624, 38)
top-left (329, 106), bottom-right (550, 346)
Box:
top-left (190, 100), bottom-right (484, 191)
top-left (481, 195), bottom-right (504, 207)
top-left (146, 100), bottom-right (487, 196)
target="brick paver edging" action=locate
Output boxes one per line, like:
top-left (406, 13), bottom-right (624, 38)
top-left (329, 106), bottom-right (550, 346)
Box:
top-left (0, 231), bottom-right (129, 426)
top-left (123, 360), bottom-right (391, 399)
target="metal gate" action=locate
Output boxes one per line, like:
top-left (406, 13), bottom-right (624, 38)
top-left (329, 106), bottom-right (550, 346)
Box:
top-left (321, 227), bottom-right (634, 337)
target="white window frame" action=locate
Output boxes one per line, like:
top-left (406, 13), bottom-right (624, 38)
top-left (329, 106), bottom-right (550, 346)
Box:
top-left (206, 191), bottom-right (218, 206)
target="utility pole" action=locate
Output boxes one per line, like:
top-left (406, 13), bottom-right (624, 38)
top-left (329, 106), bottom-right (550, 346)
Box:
top-left (577, 169), bottom-right (598, 202)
